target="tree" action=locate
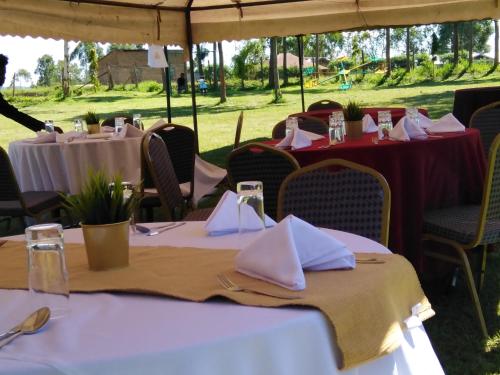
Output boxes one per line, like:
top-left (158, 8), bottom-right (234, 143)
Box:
top-left (213, 43), bottom-right (218, 89)
top-left (70, 42), bottom-right (103, 80)
top-left (62, 40), bottom-right (70, 97)
top-left (107, 43), bottom-right (143, 53)
top-left (35, 54), bottom-right (57, 86)
top-left (15, 69), bottom-right (31, 87)
top-left (270, 37), bottom-right (281, 101)
top-left (196, 44), bottom-right (209, 75)
top-left (437, 21), bottom-right (493, 62)
top-left (232, 40), bottom-right (264, 88)
top-left (88, 47), bottom-right (100, 91)
top-left (431, 32), bottom-right (439, 56)
top-left (385, 27), bottom-right (391, 75)
top-left (217, 42), bottom-right (226, 103)
top-left (495, 20), bottom-right (499, 67)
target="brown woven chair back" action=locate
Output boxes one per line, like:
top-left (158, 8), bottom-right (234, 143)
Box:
top-left (469, 101), bottom-right (500, 157)
top-left (101, 115), bottom-right (134, 127)
top-left (483, 133), bottom-right (500, 224)
top-left (272, 115), bottom-right (328, 139)
top-left (227, 143), bottom-right (300, 220)
top-left (278, 159), bottom-right (391, 246)
top-left (0, 147), bottom-right (22, 202)
top-left (142, 133), bottom-right (185, 221)
top-left (234, 111), bottom-right (244, 150)
top-left (307, 100), bottom-right (343, 112)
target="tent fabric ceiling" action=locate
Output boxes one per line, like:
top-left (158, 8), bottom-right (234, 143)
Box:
top-left (0, 0), bottom-right (499, 49)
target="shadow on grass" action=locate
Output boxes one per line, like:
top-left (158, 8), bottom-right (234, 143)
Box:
top-left (200, 137), bottom-right (270, 167)
top-left (390, 90), bottom-right (455, 118)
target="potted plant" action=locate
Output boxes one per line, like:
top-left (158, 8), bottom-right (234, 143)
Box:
top-left (63, 171), bottom-right (138, 271)
top-left (84, 111), bottom-right (100, 134)
top-left (343, 101), bottom-right (364, 139)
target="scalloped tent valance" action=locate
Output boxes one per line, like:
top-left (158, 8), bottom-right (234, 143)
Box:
top-left (1, 0), bottom-right (499, 48)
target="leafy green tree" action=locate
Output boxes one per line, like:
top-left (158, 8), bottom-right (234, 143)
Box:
top-left (232, 40), bottom-right (264, 88)
top-left (89, 48), bottom-right (100, 91)
top-left (35, 54), bottom-right (57, 86)
top-left (437, 21), bottom-right (493, 55)
top-left (15, 69), bottom-right (32, 87)
top-left (70, 42), bottom-right (104, 79)
top-left (107, 43), bottom-right (144, 53)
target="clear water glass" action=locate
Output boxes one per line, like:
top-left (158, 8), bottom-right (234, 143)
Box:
top-left (328, 114), bottom-right (344, 145)
top-left (25, 223), bottom-right (69, 319)
top-left (406, 107), bottom-right (419, 126)
top-left (73, 118), bottom-right (84, 133)
top-left (285, 117), bottom-right (298, 137)
top-left (44, 120), bottom-right (54, 133)
top-left (237, 181), bottom-right (265, 233)
top-left (378, 110), bottom-right (393, 136)
top-left (114, 117), bottom-right (125, 135)
top-left (133, 114), bottom-right (143, 130)
top-left (109, 181), bottom-right (136, 232)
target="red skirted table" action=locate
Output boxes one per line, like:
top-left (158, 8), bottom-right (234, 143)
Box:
top-left (266, 129), bottom-right (486, 269)
top-left (293, 107), bottom-right (429, 124)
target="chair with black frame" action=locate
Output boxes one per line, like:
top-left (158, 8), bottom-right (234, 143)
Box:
top-left (277, 159), bottom-right (391, 247)
top-left (142, 132), bottom-right (213, 221)
top-left (227, 143), bottom-right (300, 220)
top-left (0, 147), bottom-right (63, 230)
top-left (469, 101), bottom-right (500, 158)
top-left (272, 115), bottom-right (328, 139)
top-left (307, 99), bottom-right (343, 112)
top-left (233, 111), bottom-right (244, 150)
top-left (101, 115), bottom-right (134, 127)
top-left (422, 133), bottom-right (500, 338)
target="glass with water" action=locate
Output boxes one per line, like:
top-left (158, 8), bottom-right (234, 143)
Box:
top-left (44, 120), bottom-right (54, 133)
top-left (377, 111), bottom-right (393, 138)
top-left (237, 181), bottom-right (265, 233)
top-left (406, 108), bottom-right (419, 126)
top-left (114, 117), bottom-right (125, 136)
top-left (328, 112), bottom-right (345, 145)
top-left (133, 114), bottom-right (143, 130)
top-left (26, 223), bottom-right (69, 319)
top-left (285, 117), bottom-right (298, 137)
top-left (73, 118), bottom-right (84, 133)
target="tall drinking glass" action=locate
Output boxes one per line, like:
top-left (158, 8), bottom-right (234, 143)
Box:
top-left (133, 114), bottom-right (143, 130)
top-left (26, 223), bottom-right (69, 319)
top-left (44, 120), bottom-right (54, 133)
top-left (377, 110), bottom-right (393, 138)
top-left (114, 117), bottom-right (125, 136)
top-left (285, 117), bottom-right (298, 137)
top-left (73, 118), bottom-right (84, 133)
top-left (329, 112), bottom-right (345, 144)
top-left (406, 107), bottom-right (419, 126)
top-left (237, 181), bottom-right (265, 233)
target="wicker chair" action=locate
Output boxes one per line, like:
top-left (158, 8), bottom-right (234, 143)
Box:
top-left (227, 143), bottom-right (300, 220)
top-left (142, 133), bottom-right (212, 221)
top-left (307, 100), bottom-right (343, 112)
top-left (233, 111), bottom-right (244, 150)
top-left (0, 147), bottom-right (63, 227)
top-left (272, 115), bottom-right (328, 139)
top-left (422, 133), bottom-right (500, 338)
top-left (277, 159), bottom-right (391, 246)
top-left (469, 101), bottom-right (500, 157)
top-left (101, 115), bottom-right (134, 127)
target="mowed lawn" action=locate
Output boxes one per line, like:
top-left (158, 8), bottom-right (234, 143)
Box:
top-left (1, 73), bottom-right (500, 374)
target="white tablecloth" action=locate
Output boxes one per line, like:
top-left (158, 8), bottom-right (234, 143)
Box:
top-left (0, 223), bottom-right (444, 375)
top-left (8, 137), bottom-right (142, 195)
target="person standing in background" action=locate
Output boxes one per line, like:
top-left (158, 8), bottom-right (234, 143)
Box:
top-left (0, 54), bottom-right (44, 132)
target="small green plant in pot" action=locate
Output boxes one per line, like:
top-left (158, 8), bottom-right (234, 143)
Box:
top-left (63, 171), bottom-right (138, 271)
top-left (83, 111), bottom-right (100, 134)
top-left (343, 101), bottom-right (364, 139)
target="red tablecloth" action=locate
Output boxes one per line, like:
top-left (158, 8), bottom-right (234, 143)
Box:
top-left (266, 129), bottom-right (486, 269)
top-left (294, 107), bottom-right (429, 124)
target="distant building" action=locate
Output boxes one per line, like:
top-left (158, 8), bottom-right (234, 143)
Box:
top-left (97, 49), bottom-right (186, 85)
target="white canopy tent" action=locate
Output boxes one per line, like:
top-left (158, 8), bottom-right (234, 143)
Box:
top-left (1, 0), bottom-right (499, 145)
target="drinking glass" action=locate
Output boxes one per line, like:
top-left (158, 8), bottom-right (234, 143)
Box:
top-left (377, 111), bottom-right (393, 137)
top-left (26, 223), bottom-right (69, 319)
top-left (44, 120), bottom-right (54, 133)
top-left (133, 114), bottom-right (143, 130)
top-left (285, 117), bottom-right (298, 137)
top-left (329, 113), bottom-right (345, 145)
top-left (73, 118), bottom-right (84, 133)
top-left (237, 181), bottom-right (265, 233)
top-left (114, 117), bottom-right (125, 136)
top-left (109, 181), bottom-right (136, 232)
top-left (406, 107), bottom-right (419, 126)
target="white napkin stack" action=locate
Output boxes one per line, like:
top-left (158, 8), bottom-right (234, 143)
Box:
top-left (427, 113), bottom-right (465, 133)
top-left (235, 215), bottom-right (355, 290)
top-left (26, 132), bottom-right (57, 144)
top-left (362, 114), bottom-right (378, 133)
top-left (390, 117), bottom-right (428, 141)
top-left (116, 123), bottom-right (144, 138)
top-left (204, 190), bottom-right (276, 236)
top-left (276, 127), bottom-right (318, 149)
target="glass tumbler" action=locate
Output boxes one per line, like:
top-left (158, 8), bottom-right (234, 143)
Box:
top-left (285, 117), bottom-right (298, 137)
top-left (114, 117), bottom-right (125, 135)
top-left (406, 107), bottom-right (419, 126)
top-left (44, 120), bottom-right (54, 133)
top-left (378, 111), bottom-right (393, 136)
top-left (26, 223), bottom-right (69, 319)
top-left (329, 113), bottom-right (345, 144)
top-left (133, 114), bottom-right (143, 130)
top-left (236, 181), bottom-right (265, 233)
top-left (73, 118), bottom-right (84, 133)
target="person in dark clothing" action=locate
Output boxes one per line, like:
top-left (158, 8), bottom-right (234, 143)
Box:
top-left (0, 54), bottom-right (44, 132)
top-left (177, 72), bottom-right (187, 94)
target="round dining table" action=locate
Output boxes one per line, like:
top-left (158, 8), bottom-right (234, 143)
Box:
top-left (267, 129), bottom-right (486, 269)
top-left (0, 222), bottom-right (444, 375)
top-left (8, 137), bottom-right (142, 195)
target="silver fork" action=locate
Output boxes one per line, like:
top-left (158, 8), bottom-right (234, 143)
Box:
top-left (216, 273), bottom-right (302, 300)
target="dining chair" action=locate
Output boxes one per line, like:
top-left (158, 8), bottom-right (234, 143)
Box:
top-left (227, 143), bottom-right (300, 220)
top-left (421, 133), bottom-right (500, 338)
top-left (233, 111), bottom-right (244, 150)
top-left (277, 159), bottom-right (391, 247)
top-left (307, 100), bottom-right (343, 112)
top-left (0, 147), bottom-right (63, 229)
top-left (272, 115), bottom-right (328, 139)
top-left (101, 115), bottom-right (134, 127)
top-left (469, 101), bottom-right (500, 157)
top-left (142, 132), bottom-right (213, 221)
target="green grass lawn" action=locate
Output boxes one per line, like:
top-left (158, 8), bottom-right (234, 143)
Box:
top-left (1, 71), bottom-right (500, 374)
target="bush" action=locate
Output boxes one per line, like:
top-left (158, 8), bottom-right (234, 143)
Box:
top-left (138, 80), bottom-right (163, 92)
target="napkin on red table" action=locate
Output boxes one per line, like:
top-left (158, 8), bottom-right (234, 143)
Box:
top-left (235, 215), bottom-right (355, 290)
top-left (427, 113), bottom-right (465, 133)
top-left (362, 114), bottom-right (378, 133)
top-left (390, 117), bottom-right (428, 141)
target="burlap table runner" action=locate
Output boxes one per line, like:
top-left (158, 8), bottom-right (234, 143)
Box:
top-left (0, 241), bottom-right (433, 369)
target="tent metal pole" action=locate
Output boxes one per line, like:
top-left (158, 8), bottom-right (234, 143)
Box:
top-left (163, 45), bottom-right (172, 123)
top-left (297, 35), bottom-right (305, 112)
top-left (185, 5), bottom-right (199, 153)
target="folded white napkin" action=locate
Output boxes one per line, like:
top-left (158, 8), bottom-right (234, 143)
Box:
top-left (391, 117), bottom-right (428, 141)
top-left (417, 112), bottom-right (434, 129)
top-left (204, 190), bottom-right (276, 236)
top-left (86, 133), bottom-right (112, 139)
top-left (276, 128), bottom-right (313, 150)
top-left (427, 113), bottom-right (465, 133)
top-left (27, 132), bottom-right (57, 144)
top-left (116, 123), bottom-right (144, 138)
top-left (235, 215), bottom-right (355, 290)
top-left (362, 114), bottom-right (378, 133)
top-left (56, 131), bottom-right (85, 143)
top-left (101, 125), bottom-right (115, 133)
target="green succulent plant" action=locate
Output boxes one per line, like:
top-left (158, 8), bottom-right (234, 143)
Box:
top-left (343, 101), bottom-right (364, 121)
top-left (63, 171), bottom-right (138, 225)
top-left (83, 111), bottom-right (100, 125)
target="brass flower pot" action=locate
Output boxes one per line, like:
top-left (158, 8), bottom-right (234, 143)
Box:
top-left (81, 221), bottom-right (129, 271)
top-left (87, 123), bottom-right (101, 134)
top-left (345, 120), bottom-right (363, 139)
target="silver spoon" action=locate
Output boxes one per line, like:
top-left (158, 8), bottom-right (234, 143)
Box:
top-left (0, 307), bottom-right (51, 349)
top-left (135, 223), bottom-right (177, 235)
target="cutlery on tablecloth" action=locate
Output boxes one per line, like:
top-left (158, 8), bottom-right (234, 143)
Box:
top-left (217, 273), bottom-right (303, 300)
top-left (135, 223), bottom-right (177, 234)
top-left (146, 222), bottom-right (186, 236)
top-left (0, 307), bottom-right (50, 349)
